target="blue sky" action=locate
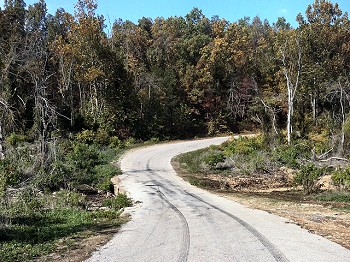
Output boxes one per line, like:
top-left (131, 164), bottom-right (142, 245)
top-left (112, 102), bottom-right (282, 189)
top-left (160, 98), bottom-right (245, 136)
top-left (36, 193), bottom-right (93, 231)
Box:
top-left (2, 0), bottom-right (350, 27)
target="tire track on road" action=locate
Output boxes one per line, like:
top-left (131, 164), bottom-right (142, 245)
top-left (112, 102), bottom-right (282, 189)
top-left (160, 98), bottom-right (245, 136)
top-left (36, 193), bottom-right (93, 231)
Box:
top-left (185, 192), bottom-right (289, 262)
top-left (145, 159), bottom-right (287, 262)
top-left (146, 161), bottom-right (190, 262)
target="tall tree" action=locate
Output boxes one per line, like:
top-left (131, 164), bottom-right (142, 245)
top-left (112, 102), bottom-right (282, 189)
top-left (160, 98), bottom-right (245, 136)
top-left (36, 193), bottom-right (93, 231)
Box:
top-left (0, 0), bottom-right (27, 157)
top-left (297, 0), bottom-right (349, 125)
top-left (276, 28), bottom-right (302, 144)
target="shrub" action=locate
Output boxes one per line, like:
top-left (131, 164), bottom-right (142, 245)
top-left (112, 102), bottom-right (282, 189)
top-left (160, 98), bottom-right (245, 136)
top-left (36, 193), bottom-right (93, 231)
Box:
top-left (220, 136), bottom-right (277, 175)
top-left (0, 175), bottom-right (6, 198)
top-left (309, 131), bottom-right (331, 155)
top-left (7, 188), bottom-right (44, 217)
top-left (36, 141), bottom-right (104, 191)
top-left (224, 136), bottom-right (264, 156)
top-left (0, 159), bottom-right (21, 197)
top-left (294, 164), bottom-right (324, 194)
top-left (176, 149), bottom-right (207, 173)
top-left (76, 130), bottom-right (96, 144)
top-left (204, 151), bottom-right (225, 168)
top-left (251, 151), bottom-right (274, 174)
top-left (76, 129), bottom-right (113, 146)
top-left (272, 142), bottom-right (310, 169)
top-left (229, 152), bottom-right (273, 175)
top-left (5, 133), bottom-right (26, 147)
top-left (95, 129), bottom-right (110, 145)
top-left (67, 142), bottom-right (101, 173)
top-left (125, 137), bottom-right (136, 147)
top-left (97, 179), bottom-right (114, 193)
top-left (315, 192), bottom-right (350, 202)
top-left (99, 147), bottom-right (117, 163)
top-left (34, 160), bottom-right (71, 191)
top-left (332, 168), bottom-right (350, 190)
top-left (273, 145), bottom-right (299, 168)
top-left (63, 142), bottom-right (103, 188)
top-left (94, 164), bottom-right (120, 192)
top-left (103, 193), bottom-right (132, 210)
top-left (51, 190), bottom-right (87, 209)
top-left (109, 136), bottom-right (122, 148)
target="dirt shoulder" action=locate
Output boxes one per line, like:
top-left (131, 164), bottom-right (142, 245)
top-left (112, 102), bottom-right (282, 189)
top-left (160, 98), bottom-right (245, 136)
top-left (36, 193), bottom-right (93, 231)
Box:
top-left (221, 191), bottom-right (350, 249)
top-left (38, 228), bottom-right (119, 262)
top-left (172, 160), bottom-right (350, 250)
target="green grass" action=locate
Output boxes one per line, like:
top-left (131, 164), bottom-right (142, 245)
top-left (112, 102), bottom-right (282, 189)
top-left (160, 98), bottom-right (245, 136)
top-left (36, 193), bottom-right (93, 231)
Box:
top-left (176, 136), bottom-right (278, 176)
top-left (176, 148), bottom-right (208, 174)
top-left (0, 208), bottom-right (125, 262)
top-left (176, 136), bottom-right (350, 207)
top-left (0, 141), bottom-right (131, 262)
top-left (103, 193), bottom-right (133, 210)
top-left (314, 192), bottom-right (350, 202)
top-left (175, 146), bottom-right (228, 174)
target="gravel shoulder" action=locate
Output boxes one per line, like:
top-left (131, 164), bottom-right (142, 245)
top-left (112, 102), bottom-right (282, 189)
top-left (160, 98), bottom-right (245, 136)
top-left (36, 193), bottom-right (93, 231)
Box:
top-left (221, 192), bottom-right (350, 249)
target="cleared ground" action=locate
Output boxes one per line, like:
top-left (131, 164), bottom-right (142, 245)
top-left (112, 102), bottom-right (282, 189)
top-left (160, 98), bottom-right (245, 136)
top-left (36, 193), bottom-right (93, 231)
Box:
top-left (174, 166), bottom-right (350, 250)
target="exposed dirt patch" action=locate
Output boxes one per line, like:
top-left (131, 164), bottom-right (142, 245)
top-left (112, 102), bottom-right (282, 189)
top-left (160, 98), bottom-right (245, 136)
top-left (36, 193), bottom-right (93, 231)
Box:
top-left (172, 160), bottom-right (350, 250)
top-left (38, 228), bottom-right (119, 262)
top-left (221, 191), bottom-right (350, 249)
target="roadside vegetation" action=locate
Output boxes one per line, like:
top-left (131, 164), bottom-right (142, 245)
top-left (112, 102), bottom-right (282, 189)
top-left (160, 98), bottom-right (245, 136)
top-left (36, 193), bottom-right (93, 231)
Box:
top-left (174, 134), bottom-right (350, 247)
top-left (175, 134), bottom-right (350, 201)
top-left (0, 131), bottom-right (134, 262)
top-left (173, 134), bottom-right (350, 248)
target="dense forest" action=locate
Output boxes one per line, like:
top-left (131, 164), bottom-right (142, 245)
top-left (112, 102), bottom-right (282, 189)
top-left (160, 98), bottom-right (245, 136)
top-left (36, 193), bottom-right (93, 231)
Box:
top-left (0, 0), bottom-right (348, 141)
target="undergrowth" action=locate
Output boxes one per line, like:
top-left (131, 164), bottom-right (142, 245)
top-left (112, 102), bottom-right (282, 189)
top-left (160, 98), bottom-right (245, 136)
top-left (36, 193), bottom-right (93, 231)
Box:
top-left (0, 190), bottom-right (129, 262)
top-left (314, 192), bottom-right (350, 202)
top-left (0, 131), bottom-right (138, 261)
top-left (175, 135), bottom-right (350, 199)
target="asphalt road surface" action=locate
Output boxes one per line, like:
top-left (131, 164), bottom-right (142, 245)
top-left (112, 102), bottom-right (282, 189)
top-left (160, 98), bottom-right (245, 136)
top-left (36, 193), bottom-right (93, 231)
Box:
top-left (87, 137), bottom-right (350, 262)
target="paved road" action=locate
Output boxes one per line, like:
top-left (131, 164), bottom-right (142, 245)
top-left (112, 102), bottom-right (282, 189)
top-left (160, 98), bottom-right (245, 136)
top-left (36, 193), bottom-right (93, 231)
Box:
top-left (87, 137), bottom-right (350, 262)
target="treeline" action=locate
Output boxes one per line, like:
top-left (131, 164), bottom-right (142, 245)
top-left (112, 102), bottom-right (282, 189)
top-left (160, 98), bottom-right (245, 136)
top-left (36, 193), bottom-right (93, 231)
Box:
top-left (0, 0), bottom-right (349, 150)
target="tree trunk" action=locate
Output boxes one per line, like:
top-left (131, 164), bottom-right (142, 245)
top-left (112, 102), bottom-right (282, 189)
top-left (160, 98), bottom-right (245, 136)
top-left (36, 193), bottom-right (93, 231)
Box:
top-left (311, 93), bottom-right (316, 122)
top-left (287, 88), bottom-right (293, 145)
top-left (339, 83), bottom-right (345, 156)
top-left (0, 124), bottom-right (4, 160)
top-left (281, 37), bottom-right (301, 145)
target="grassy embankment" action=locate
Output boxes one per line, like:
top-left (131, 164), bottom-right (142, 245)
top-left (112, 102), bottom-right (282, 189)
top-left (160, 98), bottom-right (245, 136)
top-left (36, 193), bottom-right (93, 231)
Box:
top-left (0, 131), bottom-right (142, 261)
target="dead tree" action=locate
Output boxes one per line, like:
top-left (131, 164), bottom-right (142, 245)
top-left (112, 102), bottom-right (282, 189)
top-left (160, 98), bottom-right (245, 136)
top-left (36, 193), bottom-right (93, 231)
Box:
top-left (326, 78), bottom-right (350, 156)
top-left (280, 37), bottom-right (302, 145)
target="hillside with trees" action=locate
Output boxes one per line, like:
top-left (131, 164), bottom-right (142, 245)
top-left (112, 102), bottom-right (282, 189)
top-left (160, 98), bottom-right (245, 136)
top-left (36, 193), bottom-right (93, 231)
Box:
top-left (0, 0), bottom-right (349, 143)
top-left (0, 0), bottom-right (350, 260)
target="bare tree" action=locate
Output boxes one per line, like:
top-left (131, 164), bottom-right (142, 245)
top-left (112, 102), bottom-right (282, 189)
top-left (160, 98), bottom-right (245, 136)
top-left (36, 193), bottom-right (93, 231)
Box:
top-left (326, 78), bottom-right (350, 156)
top-left (227, 77), bottom-right (256, 120)
top-left (24, 2), bottom-right (58, 167)
top-left (280, 33), bottom-right (302, 145)
top-left (260, 99), bottom-right (280, 135)
top-left (31, 70), bottom-right (57, 166)
top-left (0, 98), bottom-right (16, 160)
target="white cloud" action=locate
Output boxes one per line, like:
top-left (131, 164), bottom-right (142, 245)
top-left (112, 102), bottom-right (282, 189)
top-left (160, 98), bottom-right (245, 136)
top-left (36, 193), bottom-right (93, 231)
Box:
top-left (280, 9), bottom-right (288, 15)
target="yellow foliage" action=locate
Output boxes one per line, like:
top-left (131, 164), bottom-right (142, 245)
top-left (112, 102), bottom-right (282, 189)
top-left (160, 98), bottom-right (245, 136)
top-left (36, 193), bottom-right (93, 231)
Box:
top-left (84, 67), bottom-right (105, 82)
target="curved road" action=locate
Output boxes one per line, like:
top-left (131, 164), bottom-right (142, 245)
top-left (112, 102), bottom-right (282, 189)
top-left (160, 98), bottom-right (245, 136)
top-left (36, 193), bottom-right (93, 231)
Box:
top-left (88, 137), bottom-right (350, 262)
